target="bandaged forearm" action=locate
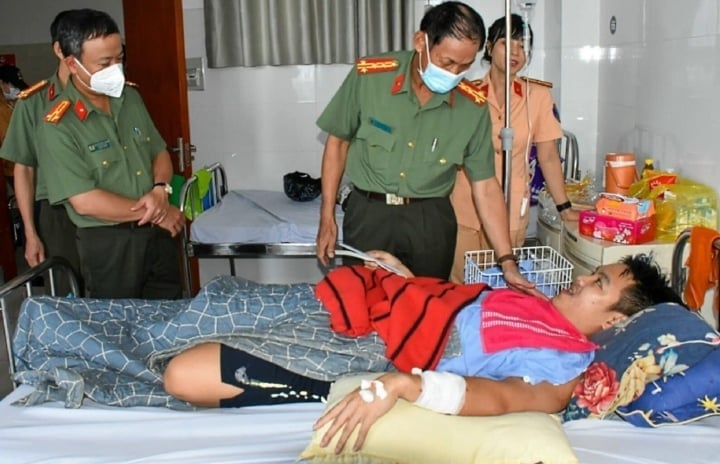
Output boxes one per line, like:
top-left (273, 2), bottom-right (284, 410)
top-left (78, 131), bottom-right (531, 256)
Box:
top-left (411, 368), bottom-right (466, 415)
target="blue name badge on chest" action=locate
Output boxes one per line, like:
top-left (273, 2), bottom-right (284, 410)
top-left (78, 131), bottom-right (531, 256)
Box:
top-left (369, 117), bottom-right (393, 134)
top-left (88, 139), bottom-right (112, 152)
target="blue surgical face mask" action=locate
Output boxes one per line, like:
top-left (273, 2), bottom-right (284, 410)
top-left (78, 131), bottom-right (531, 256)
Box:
top-left (417, 33), bottom-right (467, 94)
top-left (3, 86), bottom-right (20, 100)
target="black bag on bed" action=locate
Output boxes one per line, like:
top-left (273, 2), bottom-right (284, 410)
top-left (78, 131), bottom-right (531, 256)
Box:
top-left (283, 171), bottom-right (321, 202)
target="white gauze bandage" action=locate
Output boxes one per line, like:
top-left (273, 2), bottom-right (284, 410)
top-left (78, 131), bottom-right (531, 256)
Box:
top-left (358, 379), bottom-right (388, 403)
top-left (411, 367), bottom-right (466, 415)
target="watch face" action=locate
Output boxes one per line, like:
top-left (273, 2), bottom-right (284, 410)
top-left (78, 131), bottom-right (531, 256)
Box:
top-left (165, 184), bottom-right (173, 195)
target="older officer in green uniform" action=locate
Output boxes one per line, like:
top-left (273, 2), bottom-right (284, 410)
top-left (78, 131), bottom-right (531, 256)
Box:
top-left (0, 10), bottom-right (81, 292)
top-left (316, 1), bottom-right (537, 294)
top-left (35, 9), bottom-right (184, 299)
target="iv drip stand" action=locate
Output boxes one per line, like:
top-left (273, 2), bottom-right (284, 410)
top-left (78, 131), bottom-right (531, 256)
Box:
top-left (499, 0), bottom-right (514, 214)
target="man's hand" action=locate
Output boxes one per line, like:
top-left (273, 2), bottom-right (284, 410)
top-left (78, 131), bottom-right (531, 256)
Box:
top-left (132, 187), bottom-right (170, 226)
top-left (156, 206), bottom-right (185, 237)
top-left (316, 216), bottom-right (338, 266)
top-left (500, 261), bottom-right (549, 300)
top-left (560, 208), bottom-right (579, 222)
top-left (314, 378), bottom-right (400, 453)
top-left (364, 250), bottom-right (414, 277)
top-left (23, 234), bottom-right (45, 267)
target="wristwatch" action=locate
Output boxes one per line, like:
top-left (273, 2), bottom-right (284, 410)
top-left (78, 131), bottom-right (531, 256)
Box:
top-left (153, 182), bottom-right (173, 195)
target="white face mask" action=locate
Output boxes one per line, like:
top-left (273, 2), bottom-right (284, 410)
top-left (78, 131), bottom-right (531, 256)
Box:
top-left (74, 59), bottom-right (125, 98)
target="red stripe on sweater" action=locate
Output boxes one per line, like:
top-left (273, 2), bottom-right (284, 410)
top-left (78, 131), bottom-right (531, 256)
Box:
top-left (315, 265), bottom-right (487, 372)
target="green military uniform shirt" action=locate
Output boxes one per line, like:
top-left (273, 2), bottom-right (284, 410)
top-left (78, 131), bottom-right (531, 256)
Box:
top-left (36, 77), bottom-right (167, 228)
top-left (316, 50), bottom-right (495, 198)
top-left (0, 74), bottom-right (65, 201)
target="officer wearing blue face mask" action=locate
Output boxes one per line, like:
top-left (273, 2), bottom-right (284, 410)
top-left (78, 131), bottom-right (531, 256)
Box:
top-left (314, 2), bottom-right (540, 296)
top-left (0, 65), bottom-right (29, 107)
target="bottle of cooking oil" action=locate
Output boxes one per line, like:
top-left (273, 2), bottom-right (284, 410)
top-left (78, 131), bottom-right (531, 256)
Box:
top-left (641, 158), bottom-right (655, 179)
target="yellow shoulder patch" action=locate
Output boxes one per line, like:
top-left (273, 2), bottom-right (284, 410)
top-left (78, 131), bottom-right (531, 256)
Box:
top-left (456, 80), bottom-right (486, 106)
top-left (356, 57), bottom-right (399, 75)
top-left (520, 76), bottom-right (553, 88)
top-left (18, 79), bottom-right (49, 100)
top-left (44, 99), bottom-right (71, 124)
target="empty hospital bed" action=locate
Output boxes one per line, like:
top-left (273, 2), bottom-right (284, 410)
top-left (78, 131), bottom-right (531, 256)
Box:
top-left (179, 162), bottom-right (342, 292)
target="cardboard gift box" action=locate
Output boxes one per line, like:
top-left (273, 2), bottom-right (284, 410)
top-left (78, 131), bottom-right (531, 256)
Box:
top-left (579, 210), bottom-right (656, 244)
top-left (595, 194), bottom-right (655, 221)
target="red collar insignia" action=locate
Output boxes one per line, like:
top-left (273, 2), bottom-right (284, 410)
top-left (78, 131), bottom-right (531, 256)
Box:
top-left (391, 74), bottom-right (404, 94)
top-left (73, 100), bottom-right (89, 121)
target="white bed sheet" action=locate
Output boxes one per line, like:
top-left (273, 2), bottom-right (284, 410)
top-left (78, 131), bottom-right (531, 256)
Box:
top-left (190, 190), bottom-right (343, 244)
top-left (3, 385), bottom-right (720, 464)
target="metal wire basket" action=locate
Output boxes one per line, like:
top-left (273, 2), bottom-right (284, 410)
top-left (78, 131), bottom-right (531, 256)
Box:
top-left (464, 246), bottom-right (573, 297)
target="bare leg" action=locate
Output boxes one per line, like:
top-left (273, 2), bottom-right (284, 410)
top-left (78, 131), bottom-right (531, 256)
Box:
top-left (163, 342), bottom-right (242, 407)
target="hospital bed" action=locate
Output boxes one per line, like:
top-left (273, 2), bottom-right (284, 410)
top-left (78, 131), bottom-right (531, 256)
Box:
top-left (1, 235), bottom-right (720, 463)
top-left (179, 162), bottom-right (342, 292)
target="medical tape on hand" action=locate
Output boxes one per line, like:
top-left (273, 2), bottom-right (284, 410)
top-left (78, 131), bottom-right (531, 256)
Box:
top-left (411, 367), bottom-right (466, 415)
top-left (358, 379), bottom-right (388, 403)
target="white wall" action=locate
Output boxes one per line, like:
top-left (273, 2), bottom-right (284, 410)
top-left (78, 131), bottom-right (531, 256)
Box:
top-left (1, 0), bottom-right (719, 283)
top-left (184, 1), bottom-right (553, 191)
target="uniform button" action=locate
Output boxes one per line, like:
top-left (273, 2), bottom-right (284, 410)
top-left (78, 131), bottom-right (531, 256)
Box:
top-left (136, 170), bottom-right (142, 176)
top-left (102, 160), bottom-right (109, 167)
top-left (407, 141), bottom-right (414, 148)
top-left (124, 146), bottom-right (128, 150)
top-left (146, 137), bottom-right (151, 142)
top-left (439, 158), bottom-right (447, 165)
top-left (399, 172), bottom-right (406, 178)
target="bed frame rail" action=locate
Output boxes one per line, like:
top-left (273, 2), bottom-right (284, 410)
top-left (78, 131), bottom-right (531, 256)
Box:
top-left (0, 256), bottom-right (80, 386)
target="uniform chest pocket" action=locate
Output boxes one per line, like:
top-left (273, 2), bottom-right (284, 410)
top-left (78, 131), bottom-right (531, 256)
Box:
top-left (86, 143), bottom-right (124, 172)
top-left (356, 124), bottom-right (396, 153)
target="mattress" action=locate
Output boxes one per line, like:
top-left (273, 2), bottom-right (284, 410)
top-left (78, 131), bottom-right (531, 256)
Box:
top-left (190, 189), bottom-right (343, 244)
top-left (2, 385), bottom-right (720, 464)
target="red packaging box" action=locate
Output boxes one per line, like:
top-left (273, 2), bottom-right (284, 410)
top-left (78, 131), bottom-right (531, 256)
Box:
top-left (579, 210), bottom-right (656, 244)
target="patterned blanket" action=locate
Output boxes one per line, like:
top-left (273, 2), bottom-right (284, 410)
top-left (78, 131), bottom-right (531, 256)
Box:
top-left (12, 276), bottom-right (392, 409)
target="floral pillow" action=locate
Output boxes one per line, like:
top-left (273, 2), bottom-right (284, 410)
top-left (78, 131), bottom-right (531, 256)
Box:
top-left (617, 346), bottom-right (720, 426)
top-left (562, 303), bottom-right (720, 422)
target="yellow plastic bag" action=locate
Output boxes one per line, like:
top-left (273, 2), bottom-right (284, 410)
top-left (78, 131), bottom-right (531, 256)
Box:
top-left (639, 177), bottom-right (718, 242)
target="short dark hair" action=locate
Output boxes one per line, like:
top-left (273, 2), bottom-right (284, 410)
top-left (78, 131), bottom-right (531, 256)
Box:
top-left (0, 65), bottom-right (28, 90)
top-left (420, 1), bottom-right (486, 52)
top-left (483, 14), bottom-right (533, 63)
top-left (57, 8), bottom-right (120, 59)
top-left (610, 254), bottom-right (685, 317)
top-left (50, 10), bottom-right (74, 43)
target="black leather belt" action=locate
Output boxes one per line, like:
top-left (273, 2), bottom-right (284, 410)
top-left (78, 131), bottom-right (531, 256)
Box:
top-left (111, 222), bottom-right (154, 229)
top-left (353, 187), bottom-right (430, 206)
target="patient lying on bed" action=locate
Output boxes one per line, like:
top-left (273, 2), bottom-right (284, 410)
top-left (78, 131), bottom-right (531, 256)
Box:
top-left (162, 251), bottom-right (682, 449)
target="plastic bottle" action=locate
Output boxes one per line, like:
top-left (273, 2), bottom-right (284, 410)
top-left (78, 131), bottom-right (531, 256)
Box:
top-left (641, 158), bottom-right (655, 179)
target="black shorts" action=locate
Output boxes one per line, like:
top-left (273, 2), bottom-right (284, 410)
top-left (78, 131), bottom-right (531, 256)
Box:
top-left (219, 344), bottom-right (332, 407)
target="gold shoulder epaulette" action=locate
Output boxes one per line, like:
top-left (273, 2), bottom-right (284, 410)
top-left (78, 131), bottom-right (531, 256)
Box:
top-left (520, 76), bottom-right (553, 88)
top-left (355, 57), bottom-right (399, 75)
top-left (456, 79), bottom-right (486, 106)
top-left (43, 99), bottom-right (71, 124)
top-left (125, 80), bottom-right (139, 88)
top-left (18, 79), bottom-right (49, 99)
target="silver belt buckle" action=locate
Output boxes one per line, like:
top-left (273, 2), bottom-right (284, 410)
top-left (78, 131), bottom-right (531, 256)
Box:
top-left (385, 193), bottom-right (406, 205)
